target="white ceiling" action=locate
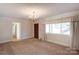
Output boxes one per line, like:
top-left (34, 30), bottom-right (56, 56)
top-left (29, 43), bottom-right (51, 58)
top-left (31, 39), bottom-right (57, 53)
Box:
top-left (0, 3), bottom-right (79, 19)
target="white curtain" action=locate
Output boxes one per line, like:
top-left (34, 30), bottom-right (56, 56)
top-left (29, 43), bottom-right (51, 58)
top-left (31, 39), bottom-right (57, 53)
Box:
top-left (40, 15), bottom-right (79, 50)
top-left (70, 16), bottom-right (79, 50)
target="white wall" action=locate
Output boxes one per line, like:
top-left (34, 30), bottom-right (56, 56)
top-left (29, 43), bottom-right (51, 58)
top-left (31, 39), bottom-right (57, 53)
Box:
top-left (46, 34), bottom-right (70, 46)
top-left (0, 17), bottom-right (33, 43)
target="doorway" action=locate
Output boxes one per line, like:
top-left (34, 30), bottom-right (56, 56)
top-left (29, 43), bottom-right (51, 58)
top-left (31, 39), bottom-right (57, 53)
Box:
top-left (34, 23), bottom-right (39, 39)
top-left (12, 22), bottom-right (21, 41)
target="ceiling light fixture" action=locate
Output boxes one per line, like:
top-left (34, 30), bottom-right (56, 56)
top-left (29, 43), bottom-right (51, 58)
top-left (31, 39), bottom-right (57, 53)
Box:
top-left (33, 11), bottom-right (36, 20)
top-left (32, 10), bottom-right (39, 22)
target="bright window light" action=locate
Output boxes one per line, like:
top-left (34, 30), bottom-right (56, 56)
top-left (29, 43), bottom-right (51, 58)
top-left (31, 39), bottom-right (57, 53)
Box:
top-left (61, 22), bottom-right (70, 35)
top-left (46, 24), bottom-right (50, 33)
top-left (52, 24), bottom-right (61, 34)
top-left (45, 22), bottom-right (70, 35)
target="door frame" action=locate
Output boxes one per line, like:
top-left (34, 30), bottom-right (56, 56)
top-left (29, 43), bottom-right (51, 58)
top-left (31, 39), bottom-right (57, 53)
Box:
top-left (34, 23), bottom-right (39, 39)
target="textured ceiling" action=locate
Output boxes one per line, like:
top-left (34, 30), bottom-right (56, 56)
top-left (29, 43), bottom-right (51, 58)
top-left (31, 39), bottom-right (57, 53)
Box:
top-left (0, 3), bottom-right (79, 19)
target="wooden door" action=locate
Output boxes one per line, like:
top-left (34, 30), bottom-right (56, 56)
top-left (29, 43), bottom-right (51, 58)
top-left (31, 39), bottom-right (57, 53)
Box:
top-left (34, 23), bottom-right (39, 38)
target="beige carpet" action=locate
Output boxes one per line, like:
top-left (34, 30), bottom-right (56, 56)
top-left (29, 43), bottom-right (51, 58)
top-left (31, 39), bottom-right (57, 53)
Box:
top-left (0, 39), bottom-right (79, 55)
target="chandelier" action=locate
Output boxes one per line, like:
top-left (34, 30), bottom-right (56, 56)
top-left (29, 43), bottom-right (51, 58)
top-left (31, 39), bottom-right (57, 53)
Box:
top-left (32, 11), bottom-right (39, 22)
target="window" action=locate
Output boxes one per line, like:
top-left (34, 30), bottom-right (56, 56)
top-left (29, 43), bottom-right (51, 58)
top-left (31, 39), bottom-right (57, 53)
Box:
top-left (46, 24), bottom-right (50, 33)
top-left (61, 23), bottom-right (70, 35)
top-left (45, 22), bottom-right (70, 35)
top-left (52, 24), bottom-right (61, 34)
